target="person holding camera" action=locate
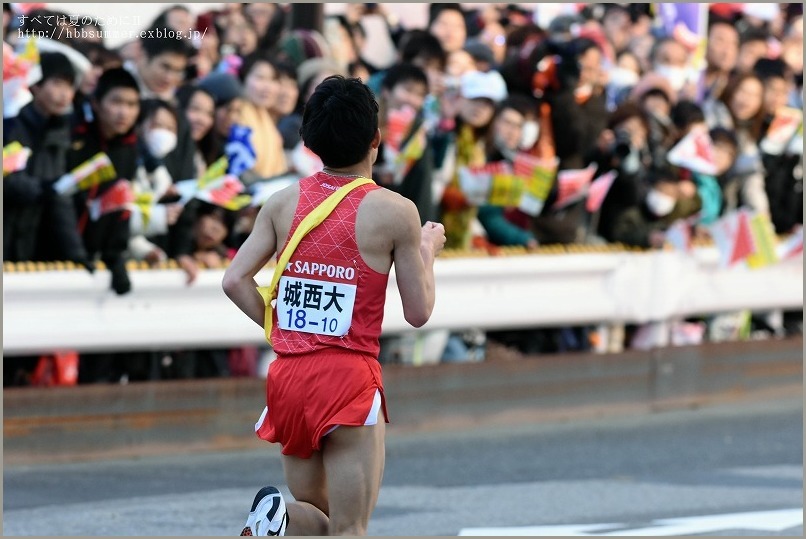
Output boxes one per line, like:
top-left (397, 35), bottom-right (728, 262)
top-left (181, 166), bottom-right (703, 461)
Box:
top-left (588, 102), bottom-right (653, 243)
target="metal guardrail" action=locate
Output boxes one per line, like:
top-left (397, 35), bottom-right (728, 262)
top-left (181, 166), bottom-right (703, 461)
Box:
top-left (3, 247), bottom-right (802, 355)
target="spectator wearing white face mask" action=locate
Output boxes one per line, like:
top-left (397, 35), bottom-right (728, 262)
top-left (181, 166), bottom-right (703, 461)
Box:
top-left (610, 166), bottom-right (702, 250)
top-left (649, 37), bottom-right (696, 100)
top-left (129, 99), bottom-right (184, 267)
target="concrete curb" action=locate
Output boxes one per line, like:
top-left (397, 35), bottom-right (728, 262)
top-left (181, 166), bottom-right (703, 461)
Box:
top-left (3, 338), bottom-right (802, 466)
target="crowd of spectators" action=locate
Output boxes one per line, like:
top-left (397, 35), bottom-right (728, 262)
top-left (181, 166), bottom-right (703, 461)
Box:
top-left (3, 3), bottom-right (803, 387)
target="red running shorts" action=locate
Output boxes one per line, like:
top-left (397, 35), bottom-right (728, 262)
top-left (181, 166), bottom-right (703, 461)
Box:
top-left (255, 349), bottom-right (389, 458)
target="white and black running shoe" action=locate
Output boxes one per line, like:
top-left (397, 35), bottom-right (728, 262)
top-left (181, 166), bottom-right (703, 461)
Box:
top-left (240, 486), bottom-right (288, 536)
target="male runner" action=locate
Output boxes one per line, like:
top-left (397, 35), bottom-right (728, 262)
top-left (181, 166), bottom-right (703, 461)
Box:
top-left (222, 75), bottom-right (446, 536)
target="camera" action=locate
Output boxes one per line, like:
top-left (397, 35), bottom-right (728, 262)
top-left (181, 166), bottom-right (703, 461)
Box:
top-left (609, 128), bottom-right (633, 160)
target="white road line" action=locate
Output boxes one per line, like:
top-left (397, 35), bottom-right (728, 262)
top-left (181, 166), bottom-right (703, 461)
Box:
top-left (459, 508), bottom-right (804, 536)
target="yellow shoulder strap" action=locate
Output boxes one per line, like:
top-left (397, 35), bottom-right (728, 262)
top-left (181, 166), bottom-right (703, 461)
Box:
top-left (256, 177), bottom-right (374, 346)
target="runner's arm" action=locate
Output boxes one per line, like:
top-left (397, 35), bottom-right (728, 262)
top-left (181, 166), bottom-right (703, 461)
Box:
top-left (222, 201), bottom-right (278, 328)
top-left (391, 199), bottom-right (446, 327)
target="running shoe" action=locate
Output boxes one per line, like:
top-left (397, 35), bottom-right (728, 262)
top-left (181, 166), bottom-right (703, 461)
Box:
top-left (240, 486), bottom-right (288, 536)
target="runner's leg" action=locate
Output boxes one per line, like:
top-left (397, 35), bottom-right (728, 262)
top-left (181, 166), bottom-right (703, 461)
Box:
top-left (321, 411), bottom-right (386, 536)
top-left (282, 451), bottom-right (330, 535)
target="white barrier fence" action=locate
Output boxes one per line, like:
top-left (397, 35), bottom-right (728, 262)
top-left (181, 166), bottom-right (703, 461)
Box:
top-left (3, 247), bottom-right (802, 355)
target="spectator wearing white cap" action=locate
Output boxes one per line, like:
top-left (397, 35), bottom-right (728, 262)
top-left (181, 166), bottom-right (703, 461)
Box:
top-left (438, 69), bottom-right (508, 250)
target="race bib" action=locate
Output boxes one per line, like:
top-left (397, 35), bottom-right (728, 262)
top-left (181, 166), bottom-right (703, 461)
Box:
top-left (275, 257), bottom-right (357, 337)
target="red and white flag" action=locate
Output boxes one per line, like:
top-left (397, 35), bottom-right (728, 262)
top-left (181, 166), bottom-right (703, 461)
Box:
top-left (552, 164), bottom-right (598, 210)
top-left (775, 226), bottom-right (803, 261)
top-left (87, 179), bottom-right (134, 221)
top-left (760, 107), bottom-right (802, 155)
top-left (667, 125), bottom-right (717, 175)
top-left (585, 170), bottom-right (618, 213)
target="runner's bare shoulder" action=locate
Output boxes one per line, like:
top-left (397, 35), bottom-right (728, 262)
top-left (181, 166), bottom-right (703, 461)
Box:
top-left (359, 187), bottom-right (420, 235)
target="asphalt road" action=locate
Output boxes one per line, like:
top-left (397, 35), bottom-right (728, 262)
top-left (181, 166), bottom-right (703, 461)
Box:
top-left (3, 396), bottom-right (802, 536)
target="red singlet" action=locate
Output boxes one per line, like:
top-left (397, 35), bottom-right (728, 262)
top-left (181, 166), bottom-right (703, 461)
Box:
top-left (255, 172), bottom-right (391, 458)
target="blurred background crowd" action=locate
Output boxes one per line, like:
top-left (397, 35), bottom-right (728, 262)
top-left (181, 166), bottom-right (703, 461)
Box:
top-left (3, 3), bottom-right (803, 387)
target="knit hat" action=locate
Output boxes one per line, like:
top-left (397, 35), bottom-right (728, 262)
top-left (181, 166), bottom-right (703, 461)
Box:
top-left (463, 39), bottom-right (495, 66)
top-left (36, 51), bottom-right (76, 86)
top-left (279, 29), bottom-right (331, 69)
top-left (198, 72), bottom-right (244, 108)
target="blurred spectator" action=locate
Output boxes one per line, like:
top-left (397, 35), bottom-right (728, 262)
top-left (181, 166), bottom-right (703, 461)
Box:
top-left (277, 29), bottom-right (330, 70)
top-left (704, 73), bottom-right (770, 215)
top-left (445, 48), bottom-right (476, 83)
top-left (374, 63), bottom-right (436, 223)
top-left (325, 15), bottom-right (363, 72)
top-left (605, 49), bottom-right (642, 109)
top-left (126, 28), bottom-right (194, 101)
top-left (440, 69), bottom-right (508, 250)
top-left (175, 84), bottom-right (219, 176)
top-left (237, 52), bottom-right (288, 181)
top-left (368, 28), bottom-right (446, 98)
top-left (589, 102), bottom-right (652, 243)
top-left (754, 59), bottom-right (803, 235)
top-left (755, 58), bottom-right (795, 116)
top-left (429, 4), bottom-right (468, 55)
top-left (671, 99), bottom-right (708, 137)
top-left (477, 94), bottom-right (539, 249)
top-left (463, 39), bottom-right (496, 73)
top-left (150, 4), bottom-right (195, 34)
top-left (611, 166), bottom-right (702, 249)
top-left (72, 42), bottom-right (124, 124)
top-left (192, 203), bottom-right (235, 269)
top-left (737, 26), bottom-right (772, 74)
top-left (2, 2), bottom-right (14, 40)
top-left (127, 99), bottom-right (184, 268)
top-left (632, 77), bottom-right (676, 173)
top-left (344, 1), bottom-right (405, 53)
top-left (704, 20), bottom-right (740, 100)
top-left (222, 10), bottom-right (259, 58)
top-left (780, 15), bottom-right (803, 108)
top-left (710, 127), bottom-right (740, 178)
top-left (197, 72), bottom-right (246, 142)
top-left (269, 61), bottom-right (301, 151)
top-left (649, 36), bottom-right (693, 99)
top-left (601, 4), bottom-right (633, 56)
top-left (192, 13), bottom-right (220, 80)
top-left (4, 52), bottom-right (90, 268)
top-left (532, 37), bottom-right (608, 245)
top-left (127, 28), bottom-right (199, 188)
top-left (244, 2), bottom-right (282, 46)
top-left (70, 67), bottom-right (141, 295)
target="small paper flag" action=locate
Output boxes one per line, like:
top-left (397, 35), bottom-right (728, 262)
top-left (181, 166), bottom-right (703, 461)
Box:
top-left (667, 125), bottom-right (717, 175)
top-left (3, 141), bottom-right (32, 176)
top-left (53, 153), bottom-right (117, 195)
top-left (775, 226), bottom-right (803, 260)
top-left (760, 107), bottom-right (802, 156)
top-left (585, 170), bottom-right (618, 213)
top-left (552, 164), bottom-right (598, 209)
top-left (745, 211), bottom-right (779, 269)
top-left (87, 179), bottom-right (134, 221)
top-left (665, 219), bottom-right (692, 253)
